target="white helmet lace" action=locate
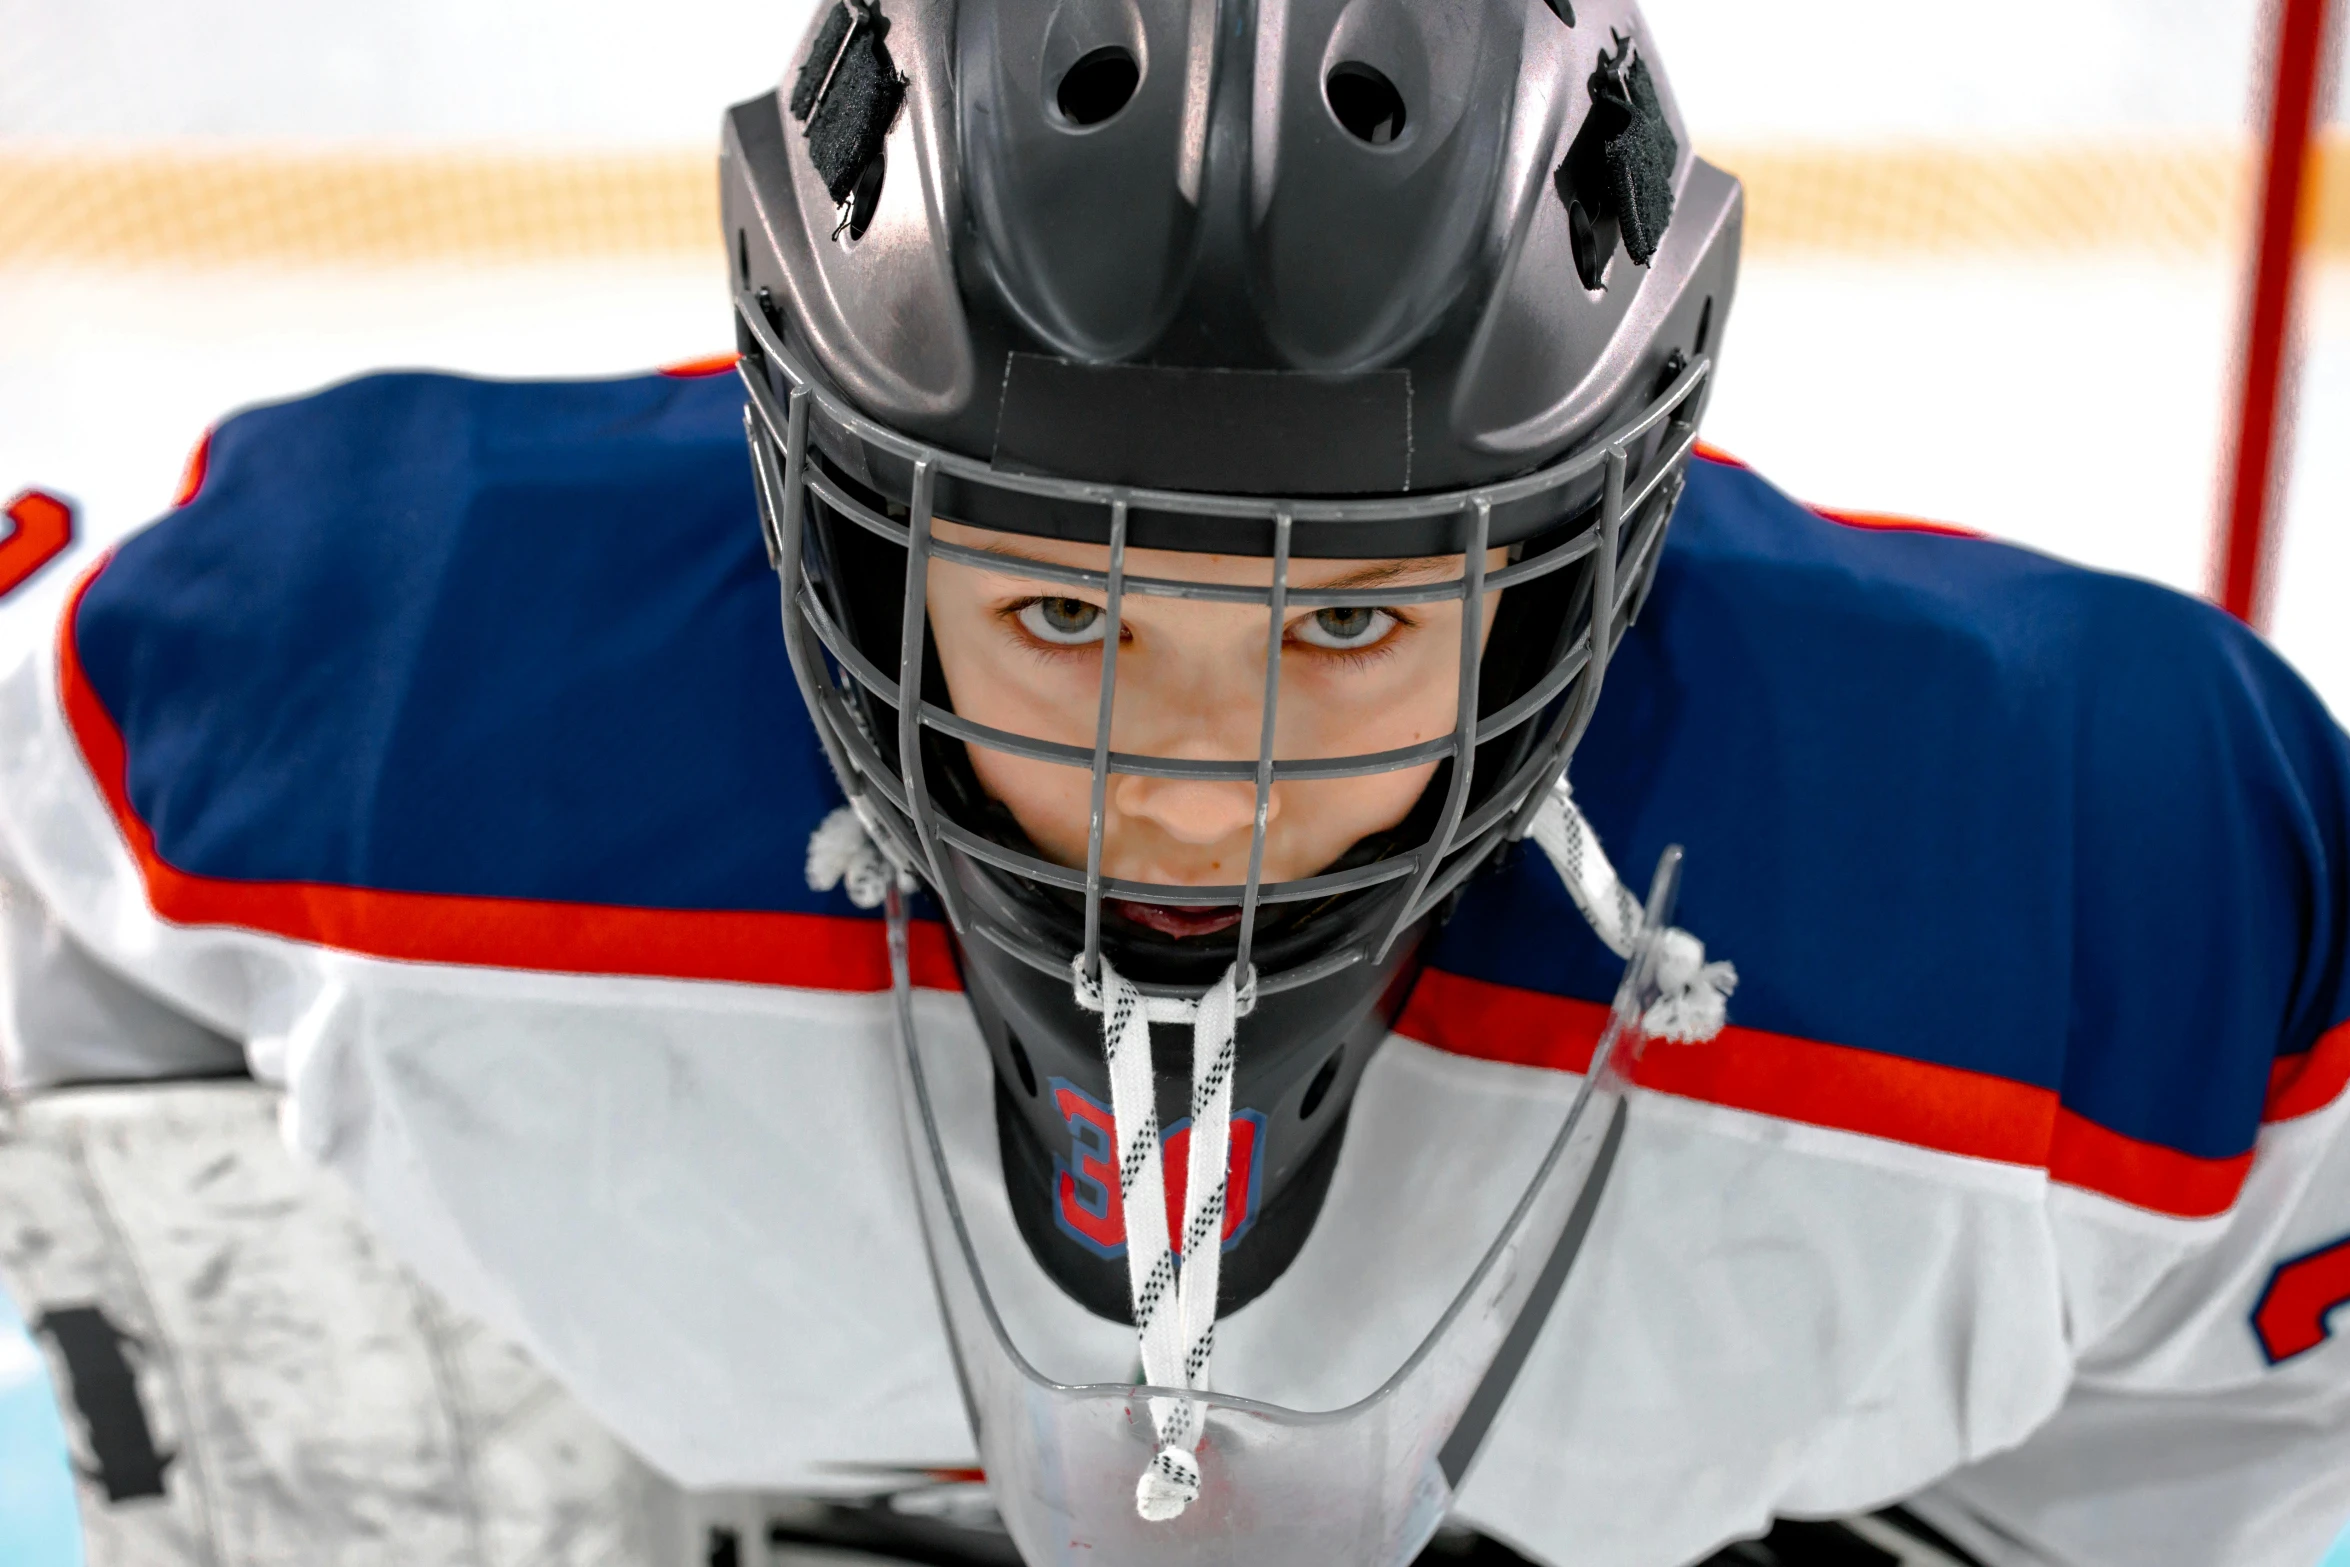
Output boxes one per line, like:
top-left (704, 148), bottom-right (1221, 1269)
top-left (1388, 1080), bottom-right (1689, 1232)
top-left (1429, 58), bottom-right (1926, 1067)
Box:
top-left (805, 800), bottom-right (896, 911)
top-left (805, 769), bottom-right (1735, 1522)
top-left (1068, 953), bottom-right (1251, 1520)
top-left (1525, 775), bottom-right (1740, 1043)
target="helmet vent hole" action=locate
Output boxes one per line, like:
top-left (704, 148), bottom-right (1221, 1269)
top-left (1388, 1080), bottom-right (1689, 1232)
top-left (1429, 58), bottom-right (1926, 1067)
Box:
top-left (1325, 62), bottom-right (1406, 145)
top-left (1299, 1052), bottom-right (1342, 1120)
top-left (1007, 1031), bottom-right (1040, 1098)
top-left (1057, 46), bottom-right (1140, 127)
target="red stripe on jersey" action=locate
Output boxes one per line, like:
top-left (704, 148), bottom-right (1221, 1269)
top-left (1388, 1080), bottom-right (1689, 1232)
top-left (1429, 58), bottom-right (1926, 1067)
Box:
top-left (1400, 966), bottom-right (2268, 1219)
top-left (2, 490), bottom-right (76, 598)
top-left (2266, 1019), bottom-right (2350, 1123)
top-left (57, 564), bottom-right (961, 994)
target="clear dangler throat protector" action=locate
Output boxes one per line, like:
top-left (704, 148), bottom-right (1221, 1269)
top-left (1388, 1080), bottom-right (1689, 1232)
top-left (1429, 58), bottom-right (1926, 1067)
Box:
top-left (880, 850), bottom-right (1691, 1566)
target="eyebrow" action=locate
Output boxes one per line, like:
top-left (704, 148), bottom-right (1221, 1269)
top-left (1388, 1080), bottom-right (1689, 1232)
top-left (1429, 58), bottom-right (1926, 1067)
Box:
top-left (962, 541), bottom-right (1455, 594)
top-left (1309, 558), bottom-right (1453, 592)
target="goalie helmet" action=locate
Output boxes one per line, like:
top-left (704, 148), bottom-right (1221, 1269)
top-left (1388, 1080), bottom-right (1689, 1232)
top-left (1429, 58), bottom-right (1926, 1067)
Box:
top-left (724, 0), bottom-right (1738, 1325)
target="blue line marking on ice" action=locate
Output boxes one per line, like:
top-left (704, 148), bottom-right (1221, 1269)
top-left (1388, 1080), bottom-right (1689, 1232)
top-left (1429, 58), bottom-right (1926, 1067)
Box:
top-left (2325, 1516), bottom-right (2350, 1567)
top-left (0, 1279), bottom-right (84, 1567)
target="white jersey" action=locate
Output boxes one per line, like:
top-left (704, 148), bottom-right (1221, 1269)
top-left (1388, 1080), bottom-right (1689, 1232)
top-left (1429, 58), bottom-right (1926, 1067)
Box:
top-left (3, 368), bottom-right (2347, 1565)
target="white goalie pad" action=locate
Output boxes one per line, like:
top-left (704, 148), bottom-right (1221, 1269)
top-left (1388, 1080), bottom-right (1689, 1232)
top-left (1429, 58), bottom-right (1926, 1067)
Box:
top-left (0, 1081), bottom-right (680, 1567)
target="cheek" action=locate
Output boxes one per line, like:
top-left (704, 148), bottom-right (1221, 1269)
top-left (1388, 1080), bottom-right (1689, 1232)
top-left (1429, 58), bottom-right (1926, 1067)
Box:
top-left (1275, 762), bottom-right (1438, 869)
top-left (1351, 761), bottom-right (1441, 834)
top-left (927, 598), bottom-right (1096, 746)
top-left (1284, 623), bottom-right (1470, 755)
top-left (925, 586), bottom-right (1101, 863)
top-left (966, 746), bottom-right (1093, 862)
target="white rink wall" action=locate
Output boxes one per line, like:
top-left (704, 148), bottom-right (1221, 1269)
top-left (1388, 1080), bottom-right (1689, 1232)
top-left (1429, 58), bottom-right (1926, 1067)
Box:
top-left (7, 0), bottom-right (2318, 139)
top-left (3, 0), bottom-right (2343, 708)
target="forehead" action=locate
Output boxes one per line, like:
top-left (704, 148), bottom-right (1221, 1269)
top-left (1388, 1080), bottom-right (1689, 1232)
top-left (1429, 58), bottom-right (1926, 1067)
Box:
top-left (931, 518), bottom-right (1468, 592)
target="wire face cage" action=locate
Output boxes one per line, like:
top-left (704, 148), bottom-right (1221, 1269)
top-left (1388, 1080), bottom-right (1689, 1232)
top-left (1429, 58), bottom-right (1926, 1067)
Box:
top-left (735, 290), bottom-right (1709, 1002)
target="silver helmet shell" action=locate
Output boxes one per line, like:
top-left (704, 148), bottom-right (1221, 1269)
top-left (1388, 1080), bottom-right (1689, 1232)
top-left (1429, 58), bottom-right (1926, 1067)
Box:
top-left (725, 0), bottom-right (1739, 1317)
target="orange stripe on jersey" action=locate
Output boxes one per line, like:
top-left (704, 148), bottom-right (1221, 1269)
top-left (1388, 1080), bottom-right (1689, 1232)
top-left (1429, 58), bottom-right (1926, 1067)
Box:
top-left (173, 430), bottom-right (214, 506)
top-left (1809, 504), bottom-right (1985, 541)
top-left (1692, 443), bottom-right (1983, 539)
top-left (1627, 1005), bottom-right (2055, 1172)
top-left (658, 352), bottom-right (742, 378)
top-left (1399, 965), bottom-right (2288, 1219)
top-left (57, 562), bottom-right (961, 994)
top-left (1401, 968), bottom-right (2050, 1168)
top-left (2266, 1018), bottom-right (2350, 1123)
top-left (1396, 967), bottom-right (1607, 1075)
top-left (2, 489), bottom-right (76, 598)
top-left (2047, 1107), bottom-right (2252, 1220)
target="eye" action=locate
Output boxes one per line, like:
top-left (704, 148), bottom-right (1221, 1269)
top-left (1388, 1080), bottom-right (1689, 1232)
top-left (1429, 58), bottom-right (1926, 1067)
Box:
top-left (1016, 596), bottom-right (1107, 645)
top-left (1291, 605), bottom-right (1397, 651)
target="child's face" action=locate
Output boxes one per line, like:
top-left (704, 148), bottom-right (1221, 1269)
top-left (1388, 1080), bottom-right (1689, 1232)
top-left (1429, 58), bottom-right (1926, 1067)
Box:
top-left (925, 518), bottom-right (1504, 936)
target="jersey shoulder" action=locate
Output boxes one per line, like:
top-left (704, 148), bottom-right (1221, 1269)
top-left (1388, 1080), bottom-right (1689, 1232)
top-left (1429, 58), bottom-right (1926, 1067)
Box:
top-left (1428, 453), bottom-right (2350, 1214)
top-left (66, 366), bottom-right (855, 927)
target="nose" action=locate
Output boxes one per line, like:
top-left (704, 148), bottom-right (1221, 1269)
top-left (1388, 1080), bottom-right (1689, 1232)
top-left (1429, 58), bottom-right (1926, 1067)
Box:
top-left (1113, 773), bottom-right (1276, 851)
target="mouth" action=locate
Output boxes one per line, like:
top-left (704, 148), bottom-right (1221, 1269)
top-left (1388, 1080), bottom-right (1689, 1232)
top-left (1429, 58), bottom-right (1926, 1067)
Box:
top-left (1110, 899), bottom-right (1245, 939)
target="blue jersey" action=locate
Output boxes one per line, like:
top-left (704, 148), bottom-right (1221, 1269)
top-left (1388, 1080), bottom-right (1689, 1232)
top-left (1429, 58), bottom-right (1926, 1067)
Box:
top-left (4, 364), bottom-right (2348, 1566)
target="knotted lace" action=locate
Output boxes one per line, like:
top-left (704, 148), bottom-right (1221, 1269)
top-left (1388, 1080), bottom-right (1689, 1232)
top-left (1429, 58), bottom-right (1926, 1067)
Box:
top-left (807, 804), bottom-right (894, 909)
top-left (1526, 775), bottom-right (1737, 1044)
top-left (1069, 953), bottom-right (1252, 1522)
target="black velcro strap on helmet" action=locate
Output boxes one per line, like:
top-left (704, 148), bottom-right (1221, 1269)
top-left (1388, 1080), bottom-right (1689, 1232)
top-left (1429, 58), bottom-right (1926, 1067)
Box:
top-left (1598, 51), bottom-right (1677, 264)
top-left (788, 2), bottom-right (856, 122)
top-left (1553, 33), bottom-right (1680, 287)
top-left (790, 0), bottom-right (907, 206)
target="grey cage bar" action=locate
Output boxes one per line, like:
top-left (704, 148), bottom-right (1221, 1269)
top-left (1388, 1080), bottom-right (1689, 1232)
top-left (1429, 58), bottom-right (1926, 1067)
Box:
top-left (736, 288), bottom-right (1709, 1000)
